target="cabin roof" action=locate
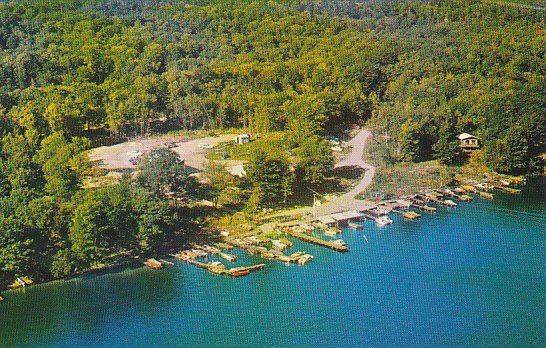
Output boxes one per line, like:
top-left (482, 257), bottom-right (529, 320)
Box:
top-left (457, 133), bottom-right (478, 140)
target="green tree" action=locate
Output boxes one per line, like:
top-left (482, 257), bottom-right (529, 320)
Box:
top-left (137, 148), bottom-right (188, 197)
top-left (246, 147), bottom-right (294, 205)
top-left (397, 119), bottom-right (421, 162)
top-left (294, 135), bottom-right (334, 188)
top-left (35, 132), bottom-right (89, 200)
top-left (203, 160), bottom-right (234, 208)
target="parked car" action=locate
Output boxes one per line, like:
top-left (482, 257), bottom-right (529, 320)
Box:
top-left (198, 143), bottom-right (213, 149)
top-left (331, 146), bottom-right (343, 152)
top-left (165, 142), bottom-right (177, 148)
top-left (127, 150), bottom-right (143, 158)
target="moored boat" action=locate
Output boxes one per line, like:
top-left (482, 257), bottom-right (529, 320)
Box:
top-left (220, 252), bottom-right (238, 262)
top-left (376, 215), bottom-right (393, 226)
top-left (443, 199), bottom-right (457, 207)
top-left (230, 270), bottom-right (250, 277)
top-left (331, 239), bottom-right (347, 247)
top-left (347, 221), bottom-right (364, 230)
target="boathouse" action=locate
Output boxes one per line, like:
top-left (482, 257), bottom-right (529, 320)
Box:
top-left (457, 133), bottom-right (479, 152)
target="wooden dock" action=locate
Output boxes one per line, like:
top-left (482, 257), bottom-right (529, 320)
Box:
top-left (178, 257), bottom-right (265, 277)
top-left (220, 252), bottom-right (238, 262)
top-left (494, 186), bottom-right (520, 194)
top-left (284, 230), bottom-right (349, 252)
top-left (476, 190), bottom-right (494, 199)
top-left (216, 242), bottom-right (234, 250)
top-left (410, 203), bottom-right (437, 213)
top-left (393, 210), bottom-right (421, 219)
top-left (143, 258), bottom-right (163, 269)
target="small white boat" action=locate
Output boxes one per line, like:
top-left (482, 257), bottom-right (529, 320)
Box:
top-left (297, 254), bottom-right (314, 265)
top-left (375, 216), bottom-right (393, 226)
top-left (300, 224), bottom-right (314, 232)
top-left (444, 199), bottom-right (457, 207)
top-left (202, 245), bottom-right (221, 254)
top-left (331, 239), bottom-right (347, 247)
top-left (348, 221), bottom-right (364, 230)
top-left (191, 249), bottom-right (208, 257)
top-left (324, 229), bottom-right (337, 237)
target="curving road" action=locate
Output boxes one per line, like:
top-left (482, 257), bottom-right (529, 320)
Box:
top-left (334, 129), bottom-right (376, 201)
top-left (261, 128), bottom-right (377, 227)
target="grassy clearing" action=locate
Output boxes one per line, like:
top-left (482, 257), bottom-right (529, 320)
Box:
top-left (361, 161), bottom-right (455, 200)
top-left (360, 135), bottom-right (456, 199)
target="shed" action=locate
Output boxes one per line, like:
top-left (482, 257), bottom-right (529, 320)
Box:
top-left (315, 215), bottom-right (336, 226)
top-left (457, 133), bottom-right (479, 151)
top-left (235, 134), bottom-right (250, 145)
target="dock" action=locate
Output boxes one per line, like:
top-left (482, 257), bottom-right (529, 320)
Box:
top-left (284, 230), bottom-right (349, 252)
top-left (393, 210), bottom-right (421, 219)
top-left (216, 242), bottom-right (234, 250)
top-left (476, 190), bottom-right (494, 199)
top-left (410, 204), bottom-right (437, 212)
top-left (494, 186), bottom-right (520, 194)
top-left (178, 257), bottom-right (265, 277)
top-left (143, 258), bottom-right (163, 269)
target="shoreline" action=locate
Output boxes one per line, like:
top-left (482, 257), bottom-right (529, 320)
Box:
top-left (0, 175), bottom-right (531, 300)
top-left (0, 129), bottom-right (534, 297)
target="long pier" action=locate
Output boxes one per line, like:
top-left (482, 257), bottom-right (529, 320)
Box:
top-left (177, 257), bottom-right (265, 277)
top-left (284, 230), bottom-right (349, 252)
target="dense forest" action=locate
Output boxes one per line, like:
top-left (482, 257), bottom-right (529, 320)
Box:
top-left (0, 0), bottom-right (544, 287)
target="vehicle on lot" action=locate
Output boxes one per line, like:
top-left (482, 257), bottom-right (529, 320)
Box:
top-left (331, 146), bottom-right (343, 152)
top-left (162, 142), bottom-right (177, 148)
top-left (127, 150), bottom-right (143, 158)
top-left (198, 143), bottom-right (213, 149)
top-left (325, 135), bottom-right (340, 145)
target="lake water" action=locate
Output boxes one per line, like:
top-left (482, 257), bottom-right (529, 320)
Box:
top-left (1, 176), bottom-right (544, 347)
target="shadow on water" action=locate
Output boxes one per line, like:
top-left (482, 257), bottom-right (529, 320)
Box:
top-left (0, 266), bottom-right (180, 345)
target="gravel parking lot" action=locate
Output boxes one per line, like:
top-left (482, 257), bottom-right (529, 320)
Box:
top-left (88, 133), bottom-right (241, 172)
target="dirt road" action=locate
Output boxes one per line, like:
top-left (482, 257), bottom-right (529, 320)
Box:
top-left (261, 129), bottom-right (377, 227)
top-left (334, 129), bottom-right (375, 201)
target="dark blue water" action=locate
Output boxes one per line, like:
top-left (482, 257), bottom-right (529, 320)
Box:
top-left (1, 176), bottom-right (544, 347)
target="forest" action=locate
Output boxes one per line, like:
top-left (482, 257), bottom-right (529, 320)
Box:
top-left (0, 0), bottom-right (544, 287)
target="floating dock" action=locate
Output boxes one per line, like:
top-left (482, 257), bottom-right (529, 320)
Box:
top-left (494, 186), bottom-right (520, 194)
top-left (410, 204), bottom-right (437, 213)
top-left (393, 210), bottom-right (421, 219)
top-left (216, 242), bottom-right (234, 250)
top-left (143, 258), bottom-right (163, 269)
top-left (476, 191), bottom-right (494, 199)
top-left (178, 257), bottom-right (265, 277)
top-left (284, 230), bottom-right (349, 252)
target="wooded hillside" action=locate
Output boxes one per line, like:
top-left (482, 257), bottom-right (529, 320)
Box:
top-left (0, 0), bottom-right (544, 287)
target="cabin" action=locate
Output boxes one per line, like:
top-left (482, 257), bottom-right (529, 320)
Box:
top-left (235, 134), bottom-right (250, 145)
top-left (457, 133), bottom-right (479, 152)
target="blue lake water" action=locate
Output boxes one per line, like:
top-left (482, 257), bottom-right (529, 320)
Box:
top-left (1, 176), bottom-right (544, 347)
